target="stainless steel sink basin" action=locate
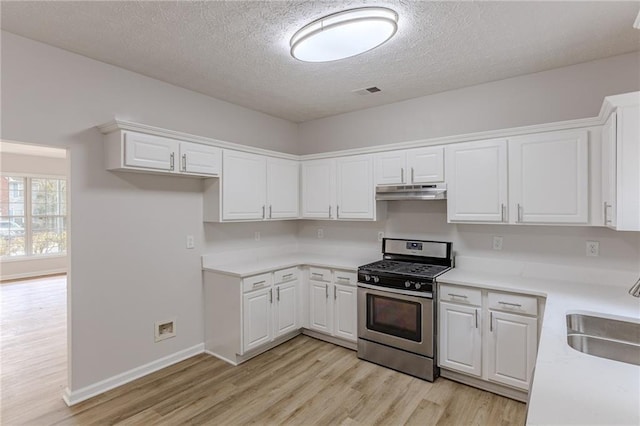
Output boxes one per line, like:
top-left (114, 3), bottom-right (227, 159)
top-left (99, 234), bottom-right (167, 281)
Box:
top-left (566, 313), bottom-right (640, 366)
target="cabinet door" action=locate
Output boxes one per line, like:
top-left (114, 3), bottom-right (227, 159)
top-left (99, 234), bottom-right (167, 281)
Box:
top-left (180, 142), bottom-right (221, 176)
top-left (446, 139), bottom-right (508, 223)
top-left (487, 311), bottom-right (538, 390)
top-left (407, 146), bottom-right (444, 183)
top-left (243, 287), bottom-right (272, 353)
top-left (336, 155), bottom-right (374, 220)
top-left (509, 130), bottom-right (588, 224)
top-left (333, 283), bottom-right (357, 342)
top-left (222, 150), bottom-right (267, 221)
top-left (274, 281), bottom-right (298, 338)
top-left (375, 151), bottom-right (406, 185)
top-left (301, 159), bottom-right (335, 219)
top-left (309, 280), bottom-right (332, 334)
top-left (124, 132), bottom-right (179, 171)
top-left (267, 158), bottom-right (299, 219)
top-left (439, 302), bottom-right (482, 377)
top-left (601, 113), bottom-right (617, 228)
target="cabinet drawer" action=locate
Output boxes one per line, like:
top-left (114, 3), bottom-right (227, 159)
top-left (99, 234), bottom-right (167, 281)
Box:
top-left (440, 284), bottom-right (482, 306)
top-left (333, 270), bottom-right (357, 286)
top-left (274, 267), bottom-right (298, 284)
top-left (488, 292), bottom-right (538, 316)
top-left (242, 273), bottom-right (273, 293)
top-left (309, 267), bottom-right (331, 282)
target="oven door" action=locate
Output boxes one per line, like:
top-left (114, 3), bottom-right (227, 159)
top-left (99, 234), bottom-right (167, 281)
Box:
top-left (357, 284), bottom-right (434, 357)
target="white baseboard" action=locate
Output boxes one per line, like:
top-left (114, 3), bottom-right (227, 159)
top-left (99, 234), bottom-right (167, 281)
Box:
top-left (204, 350), bottom-right (238, 366)
top-left (62, 343), bottom-right (204, 406)
top-left (1, 268), bottom-right (67, 282)
top-left (302, 329), bottom-right (357, 350)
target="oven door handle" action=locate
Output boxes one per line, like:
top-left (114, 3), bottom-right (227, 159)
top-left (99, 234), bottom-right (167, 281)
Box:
top-left (357, 282), bottom-right (433, 299)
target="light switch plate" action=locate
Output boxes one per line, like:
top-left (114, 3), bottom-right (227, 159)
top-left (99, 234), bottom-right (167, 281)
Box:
top-left (254, 231), bottom-right (261, 241)
top-left (317, 229), bottom-right (324, 239)
top-left (378, 231), bottom-right (384, 242)
top-left (186, 235), bottom-right (195, 249)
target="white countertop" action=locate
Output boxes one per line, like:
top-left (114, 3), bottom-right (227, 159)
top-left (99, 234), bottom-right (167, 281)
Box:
top-left (438, 260), bottom-right (640, 426)
top-left (202, 252), bottom-right (378, 277)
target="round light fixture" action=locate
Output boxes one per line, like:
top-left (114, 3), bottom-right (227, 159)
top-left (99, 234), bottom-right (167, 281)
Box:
top-left (290, 7), bottom-right (398, 63)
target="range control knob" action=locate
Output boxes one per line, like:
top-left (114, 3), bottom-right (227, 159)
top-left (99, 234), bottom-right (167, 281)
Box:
top-left (414, 283), bottom-right (422, 290)
top-left (404, 280), bottom-right (412, 288)
top-left (364, 274), bottom-right (371, 282)
top-left (372, 276), bottom-right (380, 283)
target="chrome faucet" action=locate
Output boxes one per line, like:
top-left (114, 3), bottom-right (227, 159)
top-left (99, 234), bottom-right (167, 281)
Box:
top-left (629, 277), bottom-right (640, 297)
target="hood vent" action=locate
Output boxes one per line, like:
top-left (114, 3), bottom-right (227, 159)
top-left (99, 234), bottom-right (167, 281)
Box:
top-left (376, 183), bottom-right (447, 201)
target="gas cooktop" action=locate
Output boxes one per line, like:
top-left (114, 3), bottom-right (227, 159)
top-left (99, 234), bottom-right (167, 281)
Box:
top-left (358, 260), bottom-right (450, 279)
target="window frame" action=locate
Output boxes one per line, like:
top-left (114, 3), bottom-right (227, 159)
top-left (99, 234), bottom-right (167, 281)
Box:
top-left (1, 173), bottom-right (68, 261)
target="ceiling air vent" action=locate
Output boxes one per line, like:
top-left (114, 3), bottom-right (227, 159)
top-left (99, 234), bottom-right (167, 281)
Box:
top-left (353, 86), bottom-right (382, 96)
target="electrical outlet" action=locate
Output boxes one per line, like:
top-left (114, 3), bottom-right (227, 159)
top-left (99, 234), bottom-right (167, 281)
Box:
top-left (317, 229), bottom-right (324, 239)
top-left (154, 319), bottom-right (176, 342)
top-left (378, 231), bottom-right (384, 242)
top-left (254, 231), bottom-right (261, 241)
top-left (186, 235), bottom-right (195, 249)
top-left (492, 236), bottom-right (503, 251)
top-left (586, 241), bottom-right (599, 257)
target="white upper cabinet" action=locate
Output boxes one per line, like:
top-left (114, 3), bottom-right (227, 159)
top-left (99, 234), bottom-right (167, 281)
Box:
top-left (267, 157), bottom-right (299, 219)
top-left (302, 155), bottom-right (377, 221)
top-left (375, 146), bottom-right (444, 185)
top-left (301, 159), bottom-right (336, 219)
top-left (222, 151), bottom-right (268, 221)
top-left (446, 139), bottom-right (508, 223)
top-left (105, 130), bottom-right (221, 177)
top-left (123, 132), bottom-right (178, 171)
top-left (336, 155), bottom-right (374, 219)
top-left (205, 150), bottom-right (299, 222)
top-left (601, 96), bottom-right (640, 231)
top-left (407, 146), bottom-right (445, 183)
top-left (179, 141), bottom-right (221, 176)
top-left (509, 130), bottom-right (589, 224)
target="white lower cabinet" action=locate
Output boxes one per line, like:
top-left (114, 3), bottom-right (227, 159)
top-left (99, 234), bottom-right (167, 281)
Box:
top-left (308, 268), bottom-right (357, 343)
top-left (274, 280), bottom-right (299, 338)
top-left (439, 302), bottom-right (482, 377)
top-left (487, 311), bottom-right (538, 389)
top-left (439, 283), bottom-right (540, 394)
top-left (243, 287), bottom-right (272, 352)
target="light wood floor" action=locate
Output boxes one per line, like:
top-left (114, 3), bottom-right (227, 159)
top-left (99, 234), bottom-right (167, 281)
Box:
top-left (1, 276), bottom-right (526, 426)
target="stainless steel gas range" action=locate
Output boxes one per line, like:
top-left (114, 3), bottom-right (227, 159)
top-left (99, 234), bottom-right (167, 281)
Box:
top-left (357, 238), bottom-right (453, 381)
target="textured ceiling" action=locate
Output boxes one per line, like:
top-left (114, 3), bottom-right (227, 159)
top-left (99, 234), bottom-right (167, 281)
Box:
top-left (1, 1), bottom-right (639, 122)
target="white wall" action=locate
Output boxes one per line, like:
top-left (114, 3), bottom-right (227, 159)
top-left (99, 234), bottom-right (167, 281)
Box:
top-left (0, 151), bottom-right (68, 280)
top-left (298, 202), bottom-right (640, 275)
top-left (298, 52), bottom-right (640, 154)
top-left (0, 31), bottom-right (299, 391)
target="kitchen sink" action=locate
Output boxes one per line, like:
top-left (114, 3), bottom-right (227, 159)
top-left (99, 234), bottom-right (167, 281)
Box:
top-left (566, 313), bottom-right (640, 366)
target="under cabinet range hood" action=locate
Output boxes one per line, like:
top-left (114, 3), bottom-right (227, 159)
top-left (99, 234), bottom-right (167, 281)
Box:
top-left (376, 183), bottom-right (446, 201)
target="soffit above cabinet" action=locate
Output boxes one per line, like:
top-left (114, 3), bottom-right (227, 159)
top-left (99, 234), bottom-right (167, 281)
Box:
top-left (3, 1), bottom-right (639, 122)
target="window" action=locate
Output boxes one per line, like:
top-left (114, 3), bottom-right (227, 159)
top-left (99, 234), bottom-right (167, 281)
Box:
top-left (0, 176), bottom-right (67, 258)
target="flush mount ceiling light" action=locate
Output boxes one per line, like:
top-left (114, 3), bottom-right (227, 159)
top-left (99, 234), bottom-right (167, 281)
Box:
top-left (290, 7), bottom-right (398, 62)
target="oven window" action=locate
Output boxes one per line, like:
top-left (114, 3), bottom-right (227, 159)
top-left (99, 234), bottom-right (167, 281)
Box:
top-left (366, 294), bottom-right (421, 342)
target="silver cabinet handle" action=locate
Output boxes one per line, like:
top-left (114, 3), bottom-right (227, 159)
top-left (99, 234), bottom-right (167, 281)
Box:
top-left (401, 168), bottom-right (405, 183)
top-left (269, 288), bottom-right (273, 303)
top-left (269, 205), bottom-right (272, 219)
top-left (181, 153), bottom-right (187, 171)
top-left (411, 167), bottom-right (415, 183)
top-left (336, 205), bottom-right (339, 219)
top-left (334, 286), bottom-right (337, 300)
top-left (517, 204), bottom-right (523, 223)
top-left (475, 309), bottom-right (478, 328)
top-left (490, 311), bottom-right (493, 332)
top-left (448, 293), bottom-right (468, 299)
top-left (276, 286), bottom-right (280, 301)
top-left (328, 205), bottom-right (332, 219)
top-left (501, 204), bottom-right (506, 222)
top-left (336, 276), bottom-right (350, 282)
top-left (262, 205), bottom-right (265, 219)
top-left (325, 283), bottom-right (329, 298)
top-left (311, 272), bottom-right (323, 278)
top-left (603, 202), bottom-right (612, 224)
top-left (169, 152), bottom-right (175, 171)
top-left (498, 301), bottom-right (522, 308)
top-left (283, 273), bottom-right (293, 279)
top-left (252, 280), bottom-right (266, 287)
